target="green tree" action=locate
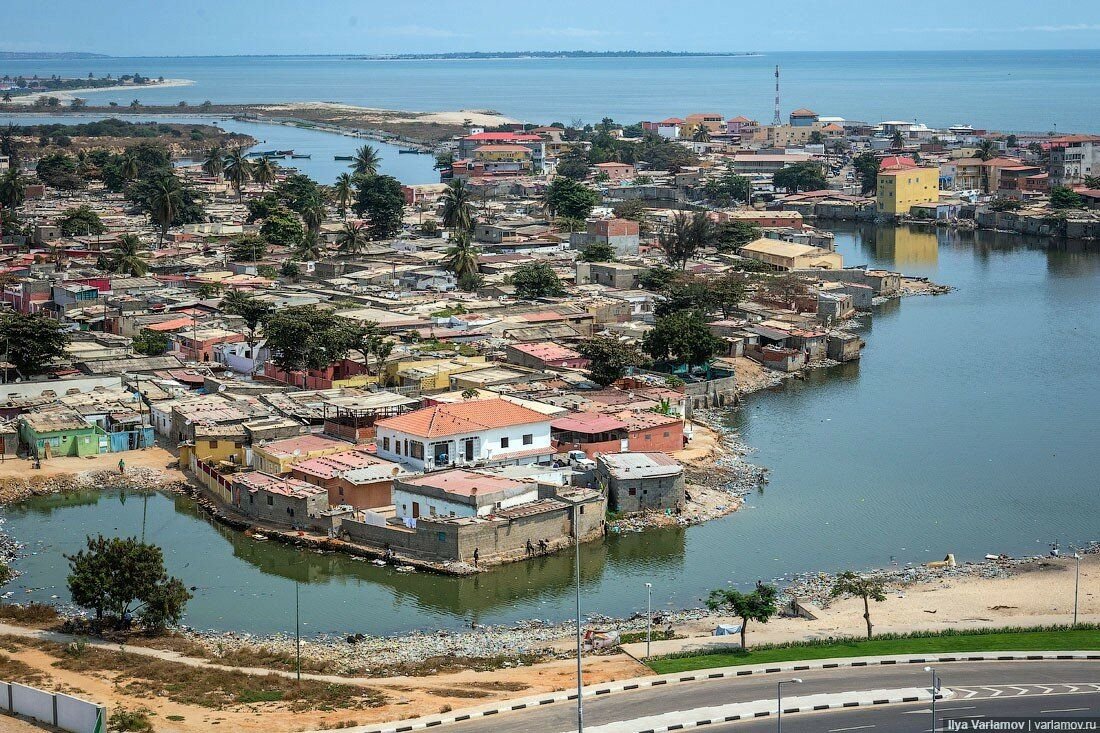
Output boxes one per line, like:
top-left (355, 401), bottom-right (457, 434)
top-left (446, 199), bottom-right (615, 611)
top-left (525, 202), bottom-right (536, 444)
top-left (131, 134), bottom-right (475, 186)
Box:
top-left (1050, 186), bottom-right (1084, 210)
top-left (643, 310), bottom-right (723, 368)
top-left (555, 146), bottom-right (591, 180)
top-left (36, 152), bottom-right (83, 191)
top-left (444, 231), bottom-right (480, 286)
top-left (132, 328), bottom-right (169, 356)
top-left (440, 179), bottom-right (475, 232)
top-left (545, 177), bottom-right (599, 221)
top-left (635, 134), bottom-right (699, 172)
top-left (260, 208), bottom-right (304, 247)
top-left (691, 124), bottom-right (711, 143)
top-left (335, 221), bottom-right (369, 255)
top-left (293, 235), bottom-right (323, 261)
top-left (228, 234), bottom-right (267, 262)
top-left (107, 234), bottom-right (150, 276)
top-left (711, 271), bottom-right (751, 318)
top-left (57, 205), bottom-right (107, 236)
top-left (146, 174), bottom-right (183, 247)
top-left (703, 168), bottom-right (752, 205)
top-left (977, 139), bottom-right (997, 161)
top-left (659, 211), bottom-right (714, 270)
top-left (0, 311), bottom-right (71, 377)
top-left (264, 305), bottom-right (359, 372)
top-left (830, 571), bottom-right (887, 639)
top-left (252, 156), bottom-right (277, 192)
top-left (353, 174), bottom-right (405, 240)
top-left (851, 152), bottom-right (880, 195)
top-left (66, 535), bottom-right (191, 632)
top-left (356, 320), bottom-right (393, 376)
top-left (1083, 175), bottom-right (1100, 189)
top-left (772, 162), bottom-right (827, 193)
top-left (221, 290), bottom-right (271, 350)
top-left (579, 241), bottom-right (615, 262)
top-left (512, 262), bottom-right (565, 299)
top-left (891, 130), bottom-right (905, 149)
top-left (655, 275), bottom-right (715, 317)
top-left (279, 260), bottom-right (300, 281)
top-left (716, 220), bottom-right (760, 252)
top-left (704, 582), bottom-right (779, 650)
top-left (0, 168), bottom-right (26, 212)
top-left (275, 173), bottom-right (324, 215)
top-left (299, 193), bottom-right (326, 239)
top-left (223, 147), bottom-right (252, 202)
top-left (577, 336), bottom-right (647, 386)
top-left (639, 265), bottom-right (678, 292)
top-left (350, 144), bottom-right (382, 177)
top-left (333, 173), bottom-right (355, 220)
top-left (201, 145), bottom-right (225, 179)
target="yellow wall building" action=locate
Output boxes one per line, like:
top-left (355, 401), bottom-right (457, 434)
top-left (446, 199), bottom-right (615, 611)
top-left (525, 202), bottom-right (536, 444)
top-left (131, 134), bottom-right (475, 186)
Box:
top-left (877, 167), bottom-right (940, 216)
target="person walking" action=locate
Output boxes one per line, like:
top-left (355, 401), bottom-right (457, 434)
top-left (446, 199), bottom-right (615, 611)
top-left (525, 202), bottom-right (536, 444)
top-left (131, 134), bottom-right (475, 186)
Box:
top-left (118, 458), bottom-right (126, 474)
top-left (473, 548), bottom-right (480, 567)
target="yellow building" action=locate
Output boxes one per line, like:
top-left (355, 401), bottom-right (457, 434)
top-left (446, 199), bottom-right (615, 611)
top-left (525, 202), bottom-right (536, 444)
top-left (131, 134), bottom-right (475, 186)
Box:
top-left (388, 355), bottom-right (488, 392)
top-left (739, 238), bottom-right (843, 270)
top-left (877, 166), bottom-right (940, 216)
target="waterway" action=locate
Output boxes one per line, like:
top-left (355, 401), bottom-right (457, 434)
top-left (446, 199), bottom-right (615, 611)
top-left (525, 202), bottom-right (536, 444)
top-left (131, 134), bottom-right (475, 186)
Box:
top-left (4, 225), bottom-right (1100, 637)
top-left (0, 113), bottom-right (440, 185)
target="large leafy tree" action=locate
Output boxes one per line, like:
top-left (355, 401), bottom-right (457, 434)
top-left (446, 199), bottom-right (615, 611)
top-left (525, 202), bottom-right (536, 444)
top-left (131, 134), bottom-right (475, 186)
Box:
top-left (274, 173), bottom-right (323, 215)
top-left (106, 234), bottom-right (150, 276)
top-left (554, 146), bottom-right (591, 181)
top-left (716, 220), bottom-right (760, 252)
top-left (260, 207), bottom-right (304, 247)
top-left (579, 241), bottom-right (615, 262)
top-left (643, 310), bottom-right (723, 368)
top-left (66, 535), bottom-right (191, 632)
top-left (655, 274), bottom-right (716, 318)
top-left (264, 305), bottom-right (359, 372)
top-left (126, 170), bottom-right (204, 230)
top-left (710, 271), bottom-right (752, 318)
top-left (1050, 186), bottom-right (1084, 210)
top-left (831, 571), bottom-right (887, 639)
top-left (35, 152), bottom-right (83, 190)
top-left (227, 234), bottom-right (267, 262)
top-left (440, 179), bottom-right (474, 232)
top-left (577, 336), bottom-right (647, 386)
top-left (0, 168), bottom-right (26, 212)
top-left (512, 262), bottom-right (565, 299)
top-left (545, 176), bottom-right (599, 221)
top-left (773, 162), bottom-right (827, 193)
top-left (356, 320), bottom-right (393, 376)
top-left (0, 311), bottom-right (71, 377)
top-left (635, 134), bottom-right (699, 172)
top-left (659, 211), bottom-right (714, 270)
top-left (705, 582), bottom-right (779, 650)
top-left (350, 144), bottom-right (382, 177)
top-left (703, 167), bottom-right (752, 205)
top-left (220, 289), bottom-right (271, 351)
top-left (353, 174), bottom-right (405, 240)
top-left (851, 152), bottom-right (880, 195)
top-left (57, 205), bottom-right (107, 236)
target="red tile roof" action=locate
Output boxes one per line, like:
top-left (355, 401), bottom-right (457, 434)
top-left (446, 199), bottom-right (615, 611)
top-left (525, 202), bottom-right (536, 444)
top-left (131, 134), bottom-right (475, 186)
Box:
top-left (790, 108), bottom-right (817, 116)
top-left (464, 132), bottom-right (543, 142)
top-left (376, 399), bottom-right (549, 438)
top-left (551, 412), bottom-right (628, 434)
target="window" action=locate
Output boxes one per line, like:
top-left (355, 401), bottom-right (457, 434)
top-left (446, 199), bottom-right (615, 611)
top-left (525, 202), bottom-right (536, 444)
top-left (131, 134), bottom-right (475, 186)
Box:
top-left (522, 433), bottom-right (533, 446)
top-left (437, 532), bottom-right (447, 542)
top-left (209, 440), bottom-right (218, 449)
top-left (500, 436), bottom-right (510, 449)
top-left (266, 495), bottom-right (273, 506)
top-left (644, 434), bottom-right (651, 440)
top-left (429, 506), bottom-right (437, 517)
top-left (249, 495), bottom-right (254, 504)
top-left (410, 441), bottom-right (424, 460)
top-left (288, 507), bottom-right (295, 516)
top-left (663, 431), bottom-right (670, 438)
top-left (338, 487), bottom-right (344, 496)
top-left (628, 487), bottom-right (637, 496)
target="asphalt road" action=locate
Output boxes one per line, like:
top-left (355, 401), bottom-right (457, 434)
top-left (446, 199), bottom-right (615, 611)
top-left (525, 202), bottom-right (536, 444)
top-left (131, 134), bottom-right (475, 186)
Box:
top-left (442, 661), bottom-right (1100, 733)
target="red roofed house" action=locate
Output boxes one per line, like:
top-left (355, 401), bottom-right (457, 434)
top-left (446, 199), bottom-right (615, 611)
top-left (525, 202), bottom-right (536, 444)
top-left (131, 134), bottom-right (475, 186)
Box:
top-left (505, 342), bottom-right (590, 370)
top-left (374, 398), bottom-right (554, 471)
top-left (551, 412), bottom-right (629, 458)
top-left (392, 469), bottom-right (539, 520)
top-left (457, 132), bottom-right (546, 172)
top-left (289, 448), bottom-right (408, 509)
top-left (726, 116), bottom-right (757, 135)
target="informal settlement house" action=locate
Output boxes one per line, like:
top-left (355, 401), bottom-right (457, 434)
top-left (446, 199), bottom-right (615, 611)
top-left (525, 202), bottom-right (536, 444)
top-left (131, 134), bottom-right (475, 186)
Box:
top-left (597, 452), bottom-right (685, 514)
top-left (739, 238), bottom-right (843, 271)
top-left (374, 398), bottom-right (554, 471)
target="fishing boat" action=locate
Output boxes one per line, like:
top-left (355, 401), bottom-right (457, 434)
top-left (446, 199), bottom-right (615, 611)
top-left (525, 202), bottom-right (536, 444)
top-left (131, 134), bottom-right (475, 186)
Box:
top-left (398, 149), bottom-right (419, 155)
top-left (291, 153), bottom-right (311, 159)
top-left (334, 155), bottom-right (354, 161)
top-left (275, 149), bottom-right (294, 157)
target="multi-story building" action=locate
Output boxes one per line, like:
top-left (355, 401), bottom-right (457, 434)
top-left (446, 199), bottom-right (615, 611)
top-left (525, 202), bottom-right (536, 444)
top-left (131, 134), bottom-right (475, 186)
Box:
top-left (456, 132), bottom-right (546, 173)
top-left (876, 165), bottom-right (940, 216)
top-left (1049, 135), bottom-right (1100, 185)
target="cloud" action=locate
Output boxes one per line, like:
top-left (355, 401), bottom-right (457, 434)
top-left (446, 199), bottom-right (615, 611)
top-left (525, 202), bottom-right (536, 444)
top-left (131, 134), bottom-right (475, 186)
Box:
top-left (373, 24), bottom-right (466, 38)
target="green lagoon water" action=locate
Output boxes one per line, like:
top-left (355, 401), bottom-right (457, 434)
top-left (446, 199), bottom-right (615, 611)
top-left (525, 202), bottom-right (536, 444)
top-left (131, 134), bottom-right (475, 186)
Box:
top-left (4, 225), bottom-right (1099, 637)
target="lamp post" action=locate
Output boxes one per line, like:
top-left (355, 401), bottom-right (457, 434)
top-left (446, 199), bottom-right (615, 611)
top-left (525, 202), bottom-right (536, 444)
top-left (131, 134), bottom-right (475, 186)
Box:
top-left (924, 666), bottom-right (940, 732)
top-left (574, 501), bottom-right (584, 733)
top-left (776, 678), bottom-right (802, 733)
top-left (295, 577), bottom-right (301, 682)
top-left (645, 582), bottom-right (653, 658)
top-left (1073, 552), bottom-right (1081, 627)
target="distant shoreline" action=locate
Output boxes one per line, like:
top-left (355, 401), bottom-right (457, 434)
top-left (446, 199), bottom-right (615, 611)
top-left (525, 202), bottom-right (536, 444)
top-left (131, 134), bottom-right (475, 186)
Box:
top-left (350, 51), bottom-right (763, 61)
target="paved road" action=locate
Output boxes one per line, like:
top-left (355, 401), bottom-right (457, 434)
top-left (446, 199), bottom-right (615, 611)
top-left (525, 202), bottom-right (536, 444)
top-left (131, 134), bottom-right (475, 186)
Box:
top-left (709, 686), bottom-right (1100, 732)
top-left (443, 661), bottom-right (1100, 733)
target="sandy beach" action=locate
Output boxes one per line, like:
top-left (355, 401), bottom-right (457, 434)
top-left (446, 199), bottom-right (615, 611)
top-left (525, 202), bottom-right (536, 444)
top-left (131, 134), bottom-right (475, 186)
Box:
top-left (3, 78), bottom-right (195, 106)
top-left (261, 101), bottom-right (518, 127)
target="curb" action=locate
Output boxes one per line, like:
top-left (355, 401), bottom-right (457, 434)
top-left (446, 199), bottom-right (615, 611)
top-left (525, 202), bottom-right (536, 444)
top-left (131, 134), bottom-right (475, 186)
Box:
top-left (350, 651), bottom-right (1100, 733)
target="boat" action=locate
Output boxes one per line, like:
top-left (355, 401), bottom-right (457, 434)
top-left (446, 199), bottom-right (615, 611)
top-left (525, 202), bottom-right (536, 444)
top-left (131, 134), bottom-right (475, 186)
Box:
top-left (291, 153), bottom-right (311, 159)
top-left (398, 149), bottom-right (419, 155)
top-left (334, 155), bottom-right (354, 161)
top-left (275, 149), bottom-right (294, 157)
top-left (251, 533), bottom-right (268, 541)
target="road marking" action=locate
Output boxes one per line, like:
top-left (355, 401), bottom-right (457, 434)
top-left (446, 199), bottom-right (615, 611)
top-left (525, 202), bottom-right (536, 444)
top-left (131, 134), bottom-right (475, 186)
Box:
top-left (905, 706), bottom-right (977, 714)
top-left (1037, 686), bottom-right (1055, 694)
top-left (828, 726), bottom-right (876, 732)
top-left (1009, 686), bottom-right (1031, 695)
top-left (1041, 708), bottom-right (1089, 713)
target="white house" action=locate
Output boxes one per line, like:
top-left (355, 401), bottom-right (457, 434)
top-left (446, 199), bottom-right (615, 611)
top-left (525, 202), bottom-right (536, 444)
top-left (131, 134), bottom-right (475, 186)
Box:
top-left (373, 398), bottom-right (554, 472)
top-left (392, 469), bottom-right (538, 520)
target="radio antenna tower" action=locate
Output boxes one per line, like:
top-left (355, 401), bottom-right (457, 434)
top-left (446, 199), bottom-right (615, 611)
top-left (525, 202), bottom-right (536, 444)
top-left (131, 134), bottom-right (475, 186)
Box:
top-left (772, 65), bottom-right (782, 126)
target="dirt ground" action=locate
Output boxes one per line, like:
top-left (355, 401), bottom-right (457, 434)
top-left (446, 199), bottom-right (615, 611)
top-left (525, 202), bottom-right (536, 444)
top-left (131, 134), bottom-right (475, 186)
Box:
top-left (0, 447), bottom-right (183, 483)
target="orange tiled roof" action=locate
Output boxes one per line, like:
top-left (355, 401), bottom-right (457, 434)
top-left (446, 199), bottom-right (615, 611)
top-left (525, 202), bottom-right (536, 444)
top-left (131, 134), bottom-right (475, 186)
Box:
top-left (376, 399), bottom-right (549, 438)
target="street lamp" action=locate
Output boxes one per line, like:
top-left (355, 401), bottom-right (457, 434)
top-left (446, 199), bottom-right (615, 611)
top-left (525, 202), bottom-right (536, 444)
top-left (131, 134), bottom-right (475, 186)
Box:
top-left (574, 501), bottom-right (584, 733)
top-left (777, 678), bottom-right (802, 733)
top-left (644, 582), bottom-right (653, 658)
top-left (1073, 552), bottom-right (1081, 627)
top-left (924, 666), bottom-right (941, 732)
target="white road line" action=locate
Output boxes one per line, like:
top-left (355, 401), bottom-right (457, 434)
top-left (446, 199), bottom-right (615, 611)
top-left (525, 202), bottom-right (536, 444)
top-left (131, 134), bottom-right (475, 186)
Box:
top-left (905, 706), bottom-right (977, 715)
top-left (1064, 685), bottom-right (1081, 693)
top-left (1008, 686), bottom-right (1031, 695)
top-left (828, 726), bottom-right (876, 732)
top-left (1040, 707), bottom-right (1090, 713)
top-left (1037, 686), bottom-right (1055, 694)
top-left (985, 688), bottom-right (1004, 698)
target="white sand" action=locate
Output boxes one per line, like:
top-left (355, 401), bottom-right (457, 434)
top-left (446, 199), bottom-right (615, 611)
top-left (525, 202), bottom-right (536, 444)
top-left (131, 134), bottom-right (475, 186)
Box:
top-left (4, 78), bottom-right (195, 106)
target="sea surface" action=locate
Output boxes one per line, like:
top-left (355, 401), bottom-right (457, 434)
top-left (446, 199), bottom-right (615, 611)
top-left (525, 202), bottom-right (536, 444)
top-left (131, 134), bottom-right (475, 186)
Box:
top-left (0, 113), bottom-right (440, 185)
top-left (3, 51), bottom-right (1100, 132)
top-left (5, 225), bottom-right (1099, 637)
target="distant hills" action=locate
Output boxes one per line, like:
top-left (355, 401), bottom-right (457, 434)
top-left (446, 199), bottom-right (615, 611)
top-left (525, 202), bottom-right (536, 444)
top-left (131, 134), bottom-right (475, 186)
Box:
top-left (354, 50), bottom-right (760, 60)
top-left (0, 51), bottom-right (108, 59)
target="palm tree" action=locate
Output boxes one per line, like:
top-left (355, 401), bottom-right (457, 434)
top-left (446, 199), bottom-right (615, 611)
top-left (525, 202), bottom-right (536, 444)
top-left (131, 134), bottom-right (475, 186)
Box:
top-left (0, 168), bottom-right (25, 212)
top-left (350, 144), bottom-right (382, 177)
top-left (333, 173), bottom-right (355, 220)
top-left (252, 156), bottom-right (277, 192)
top-left (444, 231), bottom-right (480, 282)
top-left (692, 124), bottom-right (711, 143)
top-left (119, 152), bottom-right (140, 182)
top-left (201, 145), bottom-right (225, 179)
top-left (107, 234), bottom-right (150, 276)
top-left (223, 147), bottom-right (252, 202)
top-left (891, 129), bottom-right (905, 149)
top-left (977, 139), bottom-right (997, 161)
top-left (148, 175), bottom-right (183, 248)
top-left (335, 221), bottom-right (368, 255)
top-left (440, 179), bottom-right (474, 233)
top-left (300, 194), bottom-right (326, 238)
top-left (293, 235), bottom-right (323, 261)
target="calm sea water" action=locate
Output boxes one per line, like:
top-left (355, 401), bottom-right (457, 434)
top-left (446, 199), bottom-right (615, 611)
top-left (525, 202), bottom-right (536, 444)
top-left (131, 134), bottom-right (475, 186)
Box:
top-left (3, 51), bottom-right (1100, 132)
top-left (0, 113), bottom-right (440, 185)
top-left (5, 226), bottom-right (1099, 637)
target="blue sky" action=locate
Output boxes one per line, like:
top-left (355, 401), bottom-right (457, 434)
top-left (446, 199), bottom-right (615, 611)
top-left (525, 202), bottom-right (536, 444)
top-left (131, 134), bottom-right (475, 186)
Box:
top-left (7, 0), bottom-right (1100, 55)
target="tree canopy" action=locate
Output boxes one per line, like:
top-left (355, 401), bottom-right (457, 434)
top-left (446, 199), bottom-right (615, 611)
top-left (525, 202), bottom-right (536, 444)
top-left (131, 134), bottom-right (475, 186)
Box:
top-left (0, 311), bottom-right (71, 377)
top-left (772, 162), bottom-right (827, 193)
top-left (577, 336), bottom-right (647, 386)
top-left (830, 571), bottom-right (887, 639)
top-left (642, 310), bottom-right (723, 368)
top-left (705, 582), bottom-right (779, 650)
top-left (264, 305), bottom-right (359, 372)
top-left (851, 152), bottom-right (880, 195)
top-left (545, 177), bottom-right (599, 221)
top-left (512, 262), bottom-right (566, 299)
top-left (353, 174), bottom-right (405, 239)
top-left (659, 211), bottom-right (714, 270)
top-left (57, 205), bottom-right (106, 236)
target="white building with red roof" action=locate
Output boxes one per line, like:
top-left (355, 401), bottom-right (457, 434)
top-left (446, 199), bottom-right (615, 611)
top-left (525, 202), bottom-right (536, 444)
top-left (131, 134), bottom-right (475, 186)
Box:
top-left (374, 398), bottom-right (553, 471)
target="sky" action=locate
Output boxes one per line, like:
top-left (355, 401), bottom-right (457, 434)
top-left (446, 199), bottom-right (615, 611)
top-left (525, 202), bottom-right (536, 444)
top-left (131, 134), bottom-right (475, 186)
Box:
top-left (6, 0), bottom-right (1100, 56)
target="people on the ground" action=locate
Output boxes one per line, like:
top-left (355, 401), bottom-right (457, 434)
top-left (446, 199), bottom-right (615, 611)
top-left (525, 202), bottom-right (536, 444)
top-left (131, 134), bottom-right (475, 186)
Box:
top-left (473, 548), bottom-right (480, 567)
top-left (118, 458), bottom-right (126, 474)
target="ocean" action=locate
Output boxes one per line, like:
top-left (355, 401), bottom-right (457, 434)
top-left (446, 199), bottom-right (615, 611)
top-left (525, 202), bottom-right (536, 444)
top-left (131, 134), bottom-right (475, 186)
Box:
top-left (3, 51), bottom-right (1100, 133)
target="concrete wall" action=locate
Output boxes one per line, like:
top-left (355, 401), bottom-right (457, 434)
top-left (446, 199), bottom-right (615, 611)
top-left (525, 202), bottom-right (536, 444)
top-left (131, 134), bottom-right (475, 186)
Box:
top-left (236, 485), bottom-right (329, 529)
top-left (1, 682), bottom-right (105, 733)
top-left (603, 472), bottom-right (685, 514)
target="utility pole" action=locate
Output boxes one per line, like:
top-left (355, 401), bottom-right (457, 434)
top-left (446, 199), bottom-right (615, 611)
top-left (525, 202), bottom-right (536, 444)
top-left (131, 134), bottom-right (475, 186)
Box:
top-left (574, 501), bottom-right (584, 733)
top-left (295, 578), bottom-right (301, 682)
top-left (1073, 551), bottom-right (1081, 627)
top-left (925, 666), bottom-right (940, 732)
top-left (772, 65), bottom-right (782, 127)
top-left (645, 582), bottom-right (653, 658)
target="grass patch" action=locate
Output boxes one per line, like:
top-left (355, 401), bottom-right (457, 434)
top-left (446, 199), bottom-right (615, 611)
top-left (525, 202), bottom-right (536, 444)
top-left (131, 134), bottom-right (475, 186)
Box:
top-left (108, 708), bottom-right (154, 732)
top-left (0, 602), bottom-right (61, 627)
top-left (207, 644), bottom-right (330, 674)
top-left (647, 625), bottom-right (1100, 674)
top-left (619, 630), bottom-right (677, 644)
top-left (37, 642), bottom-right (385, 711)
top-left (0, 652), bottom-right (49, 685)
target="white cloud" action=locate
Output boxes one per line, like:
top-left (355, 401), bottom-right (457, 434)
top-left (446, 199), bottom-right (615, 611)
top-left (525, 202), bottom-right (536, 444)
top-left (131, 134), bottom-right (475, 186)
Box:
top-left (890, 22), bottom-right (1100, 34)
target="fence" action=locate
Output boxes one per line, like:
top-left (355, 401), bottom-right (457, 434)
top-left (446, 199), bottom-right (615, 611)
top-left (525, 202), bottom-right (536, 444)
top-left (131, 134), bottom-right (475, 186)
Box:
top-left (0, 681), bottom-right (106, 733)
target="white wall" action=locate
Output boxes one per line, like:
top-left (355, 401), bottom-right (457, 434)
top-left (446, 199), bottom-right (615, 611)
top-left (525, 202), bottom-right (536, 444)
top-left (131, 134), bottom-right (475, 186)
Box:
top-left (393, 485), bottom-right (539, 520)
top-left (376, 421), bottom-right (552, 472)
